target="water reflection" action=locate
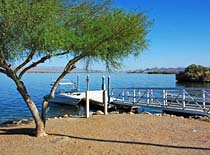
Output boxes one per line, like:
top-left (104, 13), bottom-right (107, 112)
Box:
top-left (176, 82), bottom-right (210, 89)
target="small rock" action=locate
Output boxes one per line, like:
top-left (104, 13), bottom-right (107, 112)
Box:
top-left (89, 111), bottom-right (94, 116)
top-left (95, 110), bottom-right (104, 115)
top-left (16, 120), bottom-right (22, 125)
top-left (59, 117), bottom-right (63, 119)
top-left (192, 115), bottom-right (202, 119)
top-left (53, 136), bottom-right (69, 143)
top-left (21, 119), bottom-right (31, 124)
top-left (128, 112), bottom-right (135, 115)
top-left (170, 115), bottom-right (176, 118)
top-left (144, 112), bottom-right (153, 115)
top-left (21, 119), bottom-right (28, 122)
top-left (109, 111), bottom-right (120, 114)
top-left (193, 129), bottom-right (197, 133)
top-left (164, 114), bottom-right (171, 117)
top-left (63, 114), bottom-right (69, 118)
top-left (154, 113), bottom-right (162, 116)
top-left (54, 117), bottom-right (58, 119)
top-left (28, 118), bottom-right (33, 121)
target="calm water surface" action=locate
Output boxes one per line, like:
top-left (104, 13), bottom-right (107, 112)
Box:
top-left (0, 73), bottom-right (209, 124)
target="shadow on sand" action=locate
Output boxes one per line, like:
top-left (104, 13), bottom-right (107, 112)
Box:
top-left (0, 128), bottom-right (210, 151)
top-left (49, 133), bottom-right (210, 151)
top-left (0, 128), bottom-right (36, 136)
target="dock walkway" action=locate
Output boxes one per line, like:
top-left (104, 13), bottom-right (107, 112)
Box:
top-left (110, 88), bottom-right (210, 116)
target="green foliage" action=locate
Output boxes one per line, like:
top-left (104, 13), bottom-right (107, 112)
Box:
top-left (65, 1), bottom-right (151, 69)
top-left (0, 0), bottom-right (71, 62)
top-left (0, 0), bottom-right (151, 69)
top-left (176, 64), bottom-right (210, 83)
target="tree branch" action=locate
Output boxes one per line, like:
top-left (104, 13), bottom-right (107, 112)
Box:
top-left (0, 68), bottom-right (7, 74)
top-left (41, 53), bottom-right (85, 126)
top-left (49, 53), bottom-right (85, 97)
top-left (14, 49), bottom-right (36, 73)
top-left (18, 51), bottom-right (70, 79)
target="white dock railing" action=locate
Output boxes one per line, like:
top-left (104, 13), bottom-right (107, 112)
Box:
top-left (110, 88), bottom-right (210, 115)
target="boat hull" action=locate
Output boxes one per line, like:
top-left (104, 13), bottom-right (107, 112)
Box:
top-left (49, 92), bottom-right (85, 105)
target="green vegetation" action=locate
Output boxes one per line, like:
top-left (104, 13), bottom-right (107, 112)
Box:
top-left (0, 0), bottom-right (152, 136)
top-left (176, 64), bottom-right (210, 83)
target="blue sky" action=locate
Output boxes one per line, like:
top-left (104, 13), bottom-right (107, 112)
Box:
top-left (45, 0), bottom-right (210, 70)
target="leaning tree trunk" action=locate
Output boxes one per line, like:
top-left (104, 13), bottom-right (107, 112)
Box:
top-left (8, 70), bottom-right (46, 137)
top-left (41, 55), bottom-right (83, 127)
top-left (41, 64), bottom-right (76, 127)
top-left (15, 79), bottom-right (46, 136)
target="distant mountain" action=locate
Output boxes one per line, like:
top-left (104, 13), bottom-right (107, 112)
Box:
top-left (127, 67), bottom-right (185, 74)
top-left (27, 67), bottom-right (104, 73)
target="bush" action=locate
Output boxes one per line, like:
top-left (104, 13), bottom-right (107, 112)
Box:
top-left (176, 64), bottom-right (210, 83)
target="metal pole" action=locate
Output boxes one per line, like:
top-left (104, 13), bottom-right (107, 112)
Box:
top-left (138, 89), bottom-right (141, 101)
top-left (133, 89), bottom-right (136, 103)
top-left (165, 90), bottom-right (167, 106)
top-left (108, 75), bottom-right (111, 104)
top-left (101, 76), bottom-right (107, 115)
top-left (147, 89), bottom-right (150, 105)
top-left (182, 90), bottom-right (186, 109)
top-left (103, 90), bottom-right (108, 115)
top-left (86, 74), bottom-right (90, 91)
top-left (163, 89), bottom-right (166, 107)
top-left (203, 90), bottom-right (206, 110)
top-left (77, 74), bottom-right (80, 91)
top-left (122, 89), bottom-right (125, 101)
top-left (150, 89), bottom-right (153, 103)
top-left (102, 75), bottom-right (105, 90)
top-left (86, 91), bottom-right (90, 118)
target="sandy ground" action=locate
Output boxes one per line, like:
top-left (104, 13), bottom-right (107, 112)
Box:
top-left (0, 114), bottom-right (210, 155)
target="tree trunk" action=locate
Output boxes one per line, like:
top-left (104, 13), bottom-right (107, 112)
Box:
top-left (41, 64), bottom-right (76, 127)
top-left (41, 55), bottom-right (83, 126)
top-left (13, 74), bottom-right (46, 137)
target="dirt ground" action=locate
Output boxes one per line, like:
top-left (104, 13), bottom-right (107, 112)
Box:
top-left (0, 114), bottom-right (210, 155)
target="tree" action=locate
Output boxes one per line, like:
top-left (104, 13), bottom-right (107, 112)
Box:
top-left (0, 0), bottom-right (152, 136)
top-left (176, 64), bottom-right (210, 83)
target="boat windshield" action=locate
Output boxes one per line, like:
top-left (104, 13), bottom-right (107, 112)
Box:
top-left (52, 82), bottom-right (78, 93)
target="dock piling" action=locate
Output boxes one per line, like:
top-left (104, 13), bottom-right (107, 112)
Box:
top-left (86, 74), bottom-right (90, 91)
top-left (86, 91), bottom-right (90, 118)
top-left (102, 76), bottom-right (108, 115)
top-left (77, 74), bottom-right (80, 91)
top-left (108, 76), bottom-right (111, 104)
top-left (163, 89), bottom-right (166, 107)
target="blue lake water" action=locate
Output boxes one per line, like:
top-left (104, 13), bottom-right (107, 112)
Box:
top-left (0, 73), bottom-right (210, 124)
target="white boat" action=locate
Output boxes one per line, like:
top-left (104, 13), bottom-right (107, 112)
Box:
top-left (48, 81), bottom-right (85, 105)
top-left (48, 80), bottom-right (114, 106)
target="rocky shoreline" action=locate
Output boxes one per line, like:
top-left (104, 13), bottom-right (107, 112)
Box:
top-left (1, 110), bottom-right (209, 127)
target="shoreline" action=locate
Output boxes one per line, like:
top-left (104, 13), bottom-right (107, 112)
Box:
top-left (1, 111), bottom-right (209, 127)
